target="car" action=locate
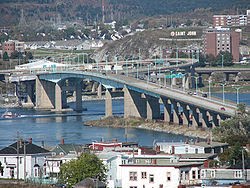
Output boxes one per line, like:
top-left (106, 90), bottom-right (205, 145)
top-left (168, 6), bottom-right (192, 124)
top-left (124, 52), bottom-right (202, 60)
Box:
top-left (202, 93), bottom-right (208, 98)
top-left (220, 107), bottom-right (226, 111)
top-left (187, 91), bottom-right (193, 95)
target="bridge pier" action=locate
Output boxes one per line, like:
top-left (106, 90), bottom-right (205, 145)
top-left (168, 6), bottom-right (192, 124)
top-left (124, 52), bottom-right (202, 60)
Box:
top-left (105, 89), bottom-right (113, 117)
top-left (145, 95), bottom-right (160, 120)
top-left (161, 97), bottom-right (171, 123)
top-left (97, 83), bottom-right (102, 98)
top-left (172, 100), bottom-right (180, 125)
top-left (35, 77), bottom-right (55, 110)
top-left (201, 110), bottom-right (211, 128)
top-left (55, 83), bottom-right (62, 111)
top-left (190, 106), bottom-right (200, 128)
top-left (182, 104), bottom-right (190, 126)
top-left (75, 81), bottom-right (83, 111)
top-left (25, 81), bottom-right (35, 107)
top-left (123, 87), bottom-right (146, 118)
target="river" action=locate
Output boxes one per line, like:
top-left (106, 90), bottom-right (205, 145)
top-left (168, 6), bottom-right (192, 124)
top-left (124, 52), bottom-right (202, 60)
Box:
top-left (0, 93), bottom-right (249, 149)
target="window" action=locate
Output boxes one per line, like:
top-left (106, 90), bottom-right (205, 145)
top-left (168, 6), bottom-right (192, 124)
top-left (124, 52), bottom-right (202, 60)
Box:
top-left (149, 174), bottom-right (154, 183)
top-left (159, 184), bottom-right (163, 188)
top-left (192, 170), bottom-right (196, 179)
top-left (141, 172), bottom-right (147, 179)
top-left (198, 170), bottom-right (201, 179)
top-left (210, 170), bottom-right (216, 178)
top-left (185, 147), bottom-right (188, 153)
top-left (129, 187), bottom-right (137, 188)
top-left (195, 148), bottom-right (198, 154)
top-left (166, 172), bottom-right (171, 181)
top-left (234, 170), bottom-right (242, 178)
top-left (129, 172), bottom-right (137, 181)
top-left (201, 170), bottom-right (206, 178)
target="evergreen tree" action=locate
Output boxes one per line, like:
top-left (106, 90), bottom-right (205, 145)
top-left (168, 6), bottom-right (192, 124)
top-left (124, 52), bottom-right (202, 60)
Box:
top-left (3, 52), bottom-right (9, 61)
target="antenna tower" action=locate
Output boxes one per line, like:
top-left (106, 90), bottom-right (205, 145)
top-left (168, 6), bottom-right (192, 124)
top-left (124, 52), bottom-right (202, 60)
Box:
top-left (19, 9), bottom-right (27, 27)
top-left (102, 0), bottom-right (105, 23)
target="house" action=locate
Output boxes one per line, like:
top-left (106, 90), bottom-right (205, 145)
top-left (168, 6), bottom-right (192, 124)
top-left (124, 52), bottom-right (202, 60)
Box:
top-left (0, 139), bottom-right (51, 180)
top-left (120, 154), bottom-right (203, 188)
top-left (46, 142), bottom-right (86, 178)
top-left (154, 140), bottom-right (228, 155)
top-left (200, 168), bottom-right (250, 185)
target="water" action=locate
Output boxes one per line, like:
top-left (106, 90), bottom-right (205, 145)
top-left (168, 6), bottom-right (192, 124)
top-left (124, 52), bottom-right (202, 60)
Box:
top-left (0, 99), bottom-right (190, 149)
top-left (212, 93), bottom-right (250, 105)
top-left (0, 93), bottom-right (249, 149)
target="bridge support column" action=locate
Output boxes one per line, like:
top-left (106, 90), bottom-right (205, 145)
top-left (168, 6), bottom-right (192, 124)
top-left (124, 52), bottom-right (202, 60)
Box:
top-left (172, 77), bottom-right (177, 87)
top-left (185, 76), bottom-right (190, 90)
top-left (55, 83), bottom-right (62, 111)
top-left (92, 82), bottom-right (98, 93)
top-left (105, 89), bottom-right (113, 117)
top-left (235, 73), bottom-right (240, 83)
top-left (190, 107), bottom-right (200, 128)
top-left (181, 105), bottom-right (190, 126)
top-left (198, 73), bottom-right (203, 86)
top-left (201, 110), bottom-right (211, 128)
top-left (75, 81), bottom-right (83, 111)
top-left (62, 91), bottom-right (67, 108)
top-left (172, 100), bottom-right (180, 125)
top-left (225, 73), bottom-right (230, 82)
top-left (35, 77), bottom-right (54, 110)
top-left (97, 84), bottom-right (102, 98)
top-left (161, 97), bottom-right (171, 122)
top-left (26, 82), bottom-right (35, 106)
top-left (146, 95), bottom-right (160, 120)
top-left (211, 114), bottom-right (221, 127)
top-left (123, 87), bottom-right (146, 118)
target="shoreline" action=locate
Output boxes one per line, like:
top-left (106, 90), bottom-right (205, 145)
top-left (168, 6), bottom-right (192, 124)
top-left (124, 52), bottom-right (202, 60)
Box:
top-left (84, 116), bottom-right (212, 140)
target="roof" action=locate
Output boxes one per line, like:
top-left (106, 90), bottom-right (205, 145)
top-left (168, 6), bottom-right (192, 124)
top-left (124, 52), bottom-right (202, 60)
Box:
top-left (0, 141), bottom-right (50, 155)
top-left (155, 141), bottom-right (228, 148)
top-left (51, 144), bottom-right (84, 155)
top-left (15, 59), bottom-right (67, 70)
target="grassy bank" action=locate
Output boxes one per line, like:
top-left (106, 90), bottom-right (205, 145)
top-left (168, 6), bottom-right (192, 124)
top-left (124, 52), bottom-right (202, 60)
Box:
top-left (84, 116), bottom-right (211, 139)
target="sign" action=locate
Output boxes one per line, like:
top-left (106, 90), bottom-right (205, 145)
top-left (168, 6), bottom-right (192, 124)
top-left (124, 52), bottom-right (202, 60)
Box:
top-left (165, 73), bottom-right (185, 79)
top-left (170, 31), bottom-right (197, 37)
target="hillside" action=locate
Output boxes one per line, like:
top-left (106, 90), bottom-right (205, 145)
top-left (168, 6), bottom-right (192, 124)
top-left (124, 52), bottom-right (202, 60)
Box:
top-left (0, 0), bottom-right (249, 27)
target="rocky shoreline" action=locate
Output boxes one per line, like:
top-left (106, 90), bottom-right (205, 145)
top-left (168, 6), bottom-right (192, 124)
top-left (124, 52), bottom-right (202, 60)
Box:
top-left (84, 116), bottom-right (212, 139)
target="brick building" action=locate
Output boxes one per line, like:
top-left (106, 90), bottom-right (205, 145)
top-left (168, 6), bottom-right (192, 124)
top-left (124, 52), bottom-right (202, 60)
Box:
top-left (204, 27), bottom-right (240, 62)
top-left (3, 40), bottom-right (24, 56)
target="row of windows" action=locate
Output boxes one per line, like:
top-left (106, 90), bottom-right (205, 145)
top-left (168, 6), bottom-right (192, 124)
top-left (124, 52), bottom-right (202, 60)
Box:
top-left (201, 170), bottom-right (243, 178)
top-left (129, 171), bottom-right (171, 182)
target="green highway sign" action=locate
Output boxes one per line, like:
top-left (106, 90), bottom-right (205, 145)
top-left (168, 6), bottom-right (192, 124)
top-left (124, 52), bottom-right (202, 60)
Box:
top-left (165, 73), bottom-right (185, 78)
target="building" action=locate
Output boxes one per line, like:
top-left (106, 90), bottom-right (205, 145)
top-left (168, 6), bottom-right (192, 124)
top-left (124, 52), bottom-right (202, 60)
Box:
top-left (200, 168), bottom-right (250, 185)
top-left (3, 40), bottom-right (15, 56)
top-left (45, 142), bottom-right (86, 178)
top-left (0, 139), bottom-right (51, 180)
top-left (213, 10), bottom-right (250, 27)
top-left (120, 154), bottom-right (203, 188)
top-left (204, 27), bottom-right (240, 62)
top-left (154, 141), bottom-right (228, 155)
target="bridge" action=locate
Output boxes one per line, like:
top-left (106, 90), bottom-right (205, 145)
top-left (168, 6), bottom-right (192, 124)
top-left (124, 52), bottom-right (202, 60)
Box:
top-left (31, 70), bottom-right (237, 129)
top-left (0, 58), bottom-right (243, 129)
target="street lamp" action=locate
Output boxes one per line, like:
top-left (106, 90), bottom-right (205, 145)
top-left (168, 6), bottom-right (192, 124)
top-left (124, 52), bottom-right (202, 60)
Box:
top-left (176, 47), bottom-right (178, 66)
top-left (234, 86), bottom-right (242, 105)
top-left (221, 83), bottom-right (226, 104)
top-left (208, 79), bottom-right (212, 99)
top-left (147, 64), bottom-right (150, 84)
top-left (221, 54), bottom-right (224, 68)
top-left (191, 76), bottom-right (199, 94)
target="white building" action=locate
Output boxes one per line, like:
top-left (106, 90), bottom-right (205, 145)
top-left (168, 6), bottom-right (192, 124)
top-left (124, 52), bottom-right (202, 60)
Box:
top-left (154, 141), bottom-right (228, 155)
top-left (120, 154), bottom-right (203, 188)
top-left (0, 140), bottom-right (51, 180)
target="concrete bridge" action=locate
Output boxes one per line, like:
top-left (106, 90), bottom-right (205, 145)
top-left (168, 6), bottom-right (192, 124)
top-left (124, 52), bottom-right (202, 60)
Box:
top-left (28, 70), bottom-right (238, 128)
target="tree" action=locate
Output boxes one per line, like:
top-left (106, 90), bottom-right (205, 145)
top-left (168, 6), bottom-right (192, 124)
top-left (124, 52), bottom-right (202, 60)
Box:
top-left (206, 54), bottom-right (216, 67)
top-left (3, 52), bottom-right (9, 61)
top-left (59, 153), bottom-right (107, 188)
top-left (215, 51), bottom-right (233, 67)
top-left (212, 116), bottom-right (250, 146)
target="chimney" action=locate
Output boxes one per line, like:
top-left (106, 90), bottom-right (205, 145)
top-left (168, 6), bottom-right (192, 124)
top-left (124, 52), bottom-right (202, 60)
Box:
top-left (138, 148), bottom-right (142, 156)
top-left (155, 145), bottom-right (160, 153)
top-left (60, 138), bottom-right (65, 145)
top-left (28, 138), bottom-right (32, 144)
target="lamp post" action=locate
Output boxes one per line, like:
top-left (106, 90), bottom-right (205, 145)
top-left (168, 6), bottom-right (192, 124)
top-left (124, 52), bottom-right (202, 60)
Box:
top-left (176, 47), bottom-right (178, 66)
top-left (208, 79), bottom-right (212, 99)
top-left (147, 64), bottom-right (150, 84)
top-left (126, 59), bottom-right (128, 77)
top-left (221, 54), bottom-right (224, 68)
top-left (234, 86), bottom-right (242, 105)
top-left (221, 83), bottom-right (226, 104)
